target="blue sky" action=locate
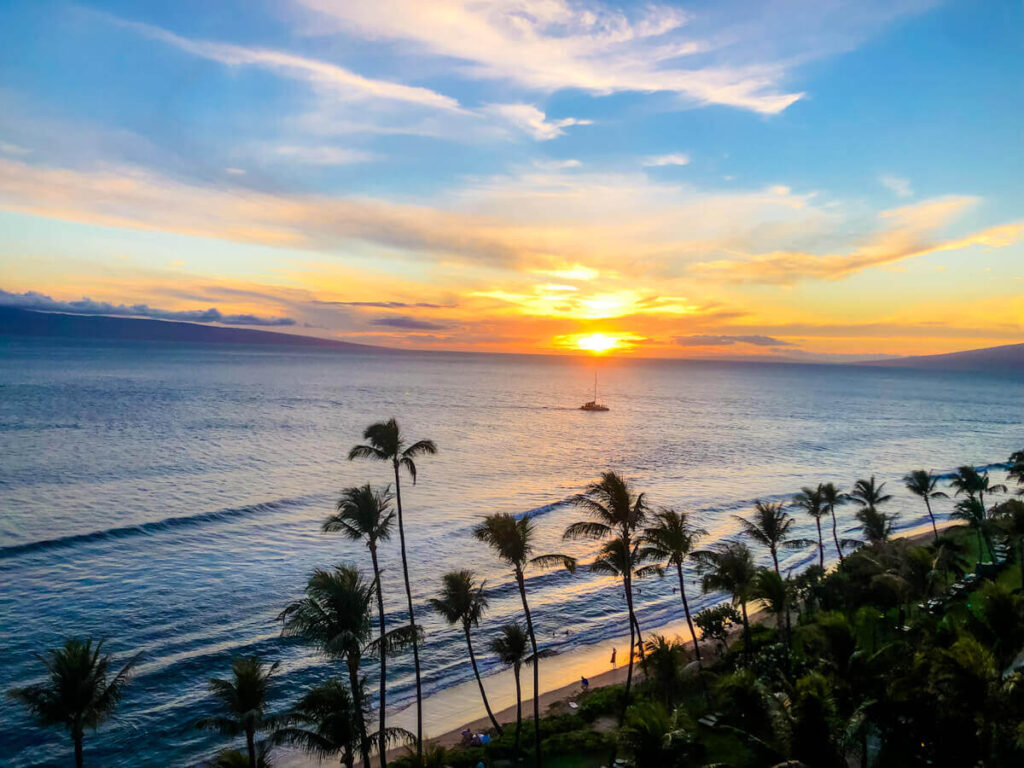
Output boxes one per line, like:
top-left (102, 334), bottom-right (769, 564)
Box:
top-left (0, 0), bottom-right (1021, 357)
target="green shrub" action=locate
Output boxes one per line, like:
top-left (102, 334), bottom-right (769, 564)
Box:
top-left (576, 684), bottom-right (625, 722)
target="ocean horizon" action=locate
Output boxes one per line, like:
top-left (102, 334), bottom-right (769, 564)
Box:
top-left (2, 335), bottom-right (1021, 767)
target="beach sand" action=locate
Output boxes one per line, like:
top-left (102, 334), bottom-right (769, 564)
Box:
top-left (277, 520), bottom-right (949, 766)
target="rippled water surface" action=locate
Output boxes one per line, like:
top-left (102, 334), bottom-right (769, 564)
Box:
top-left (1, 337), bottom-right (1021, 766)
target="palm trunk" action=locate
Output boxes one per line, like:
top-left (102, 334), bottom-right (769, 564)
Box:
top-left (513, 664), bottom-right (523, 755)
top-left (676, 562), bottom-right (701, 663)
top-left (621, 577), bottom-right (638, 724)
top-left (73, 732), bottom-right (84, 768)
top-left (830, 506), bottom-right (844, 563)
top-left (740, 599), bottom-right (751, 653)
top-left (770, 545), bottom-right (780, 576)
top-left (924, 498), bottom-right (939, 542)
top-left (246, 729), bottom-right (256, 768)
top-left (515, 568), bottom-right (543, 768)
top-left (815, 517), bottom-right (824, 569)
top-left (392, 461), bottom-right (423, 760)
top-left (344, 746), bottom-right (354, 768)
top-left (348, 654), bottom-right (371, 768)
top-left (369, 545), bottom-right (388, 768)
top-left (464, 623), bottom-right (503, 734)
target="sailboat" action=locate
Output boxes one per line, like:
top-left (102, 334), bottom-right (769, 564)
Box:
top-left (580, 372), bottom-right (609, 411)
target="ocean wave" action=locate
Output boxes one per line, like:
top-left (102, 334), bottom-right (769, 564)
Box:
top-left (0, 493), bottom-right (328, 561)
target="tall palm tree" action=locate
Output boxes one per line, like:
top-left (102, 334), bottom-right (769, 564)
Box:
top-left (850, 477), bottom-right (896, 547)
top-left (791, 486), bottom-right (828, 569)
top-left (279, 565), bottom-right (375, 768)
top-left (197, 657), bottom-right (279, 768)
top-left (952, 497), bottom-right (994, 562)
top-left (474, 512), bottom-right (575, 768)
top-left (323, 484), bottom-right (395, 768)
top-left (489, 623), bottom-right (548, 756)
top-left (903, 470), bottom-right (947, 542)
top-left (639, 508), bottom-right (708, 662)
top-left (274, 678), bottom-right (361, 768)
top-left (590, 535), bottom-right (649, 725)
top-left (820, 483), bottom-right (848, 563)
top-left (348, 418), bottom-right (436, 759)
top-left (565, 471), bottom-right (648, 645)
top-left (428, 570), bottom-right (502, 735)
top-left (733, 500), bottom-right (811, 576)
top-left (7, 638), bottom-right (139, 768)
top-left (694, 541), bottom-right (758, 649)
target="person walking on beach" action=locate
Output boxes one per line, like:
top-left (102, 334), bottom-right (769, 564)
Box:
top-left (580, 675), bottom-right (590, 693)
top-left (610, 647), bottom-right (617, 667)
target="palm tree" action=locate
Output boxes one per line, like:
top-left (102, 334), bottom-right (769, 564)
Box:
top-left (733, 500), bottom-right (811, 575)
top-left (639, 508), bottom-right (708, 662)
top-left (952, 497), bottom-right (995, 562)
top-left (565, 471), bottom-right (649, 645)
top-left (323, 484), bottom-right (395, 768)
top-left (198, 657), bottom-right (279, 768)
top-left (751, 568), bottom-right (794, 646)
top-left (1008, 450), bottom-right (1024, 493)
top-left (820, 483), bottom-right (848, 563)
top-left (279, 565), bottom-right (375, 768)
top-left (904, 470), bottom-right (947, 542)
top-left (274, 679), bottom-right (361, 768)
top-left (791, 486), bottom-right (828, 568)
top-left (950, 466), bottom-right (1006, 508)
top-left (694, 541), bottom-right (758, 649)
top-left (428, 570), bottom-right (502, 735)
top-left (474, 512), bottom-right (575, 768)
top-left (7, 638), bottom-right (139, 768)
top-left (590, 535), bottom-right (649, 725)
top-left (850, 477), bottom-right (896, 547)
top-left (348, 418), bottom-right (436, 759)
top-left (489, 623), bottom-right (548, 756)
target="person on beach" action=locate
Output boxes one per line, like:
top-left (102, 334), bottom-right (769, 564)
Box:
top-left (610, 647), bottom-right (617, 666)
top-left (580, 675), bottom-right (590, 693)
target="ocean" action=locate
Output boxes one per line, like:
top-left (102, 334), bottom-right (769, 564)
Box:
top-left (1, 336), bottom-right (1021, 767)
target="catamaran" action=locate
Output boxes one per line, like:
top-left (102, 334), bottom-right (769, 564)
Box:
top-left (580, 372), bottom-right (609, 411)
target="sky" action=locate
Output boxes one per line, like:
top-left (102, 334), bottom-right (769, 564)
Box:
top-left (0, 0), bottom-right (1021, 360)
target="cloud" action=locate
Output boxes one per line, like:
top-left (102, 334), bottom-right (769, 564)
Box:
top-left (294, 0), bottom-right (806, 114)
top-left (880, 174), bottom-right (913, 198)
top-left (112, 17), bottom-right (462, 111)
top-left (690, 197), bottom-right (1024, 285)
top-left (675, 333), bottom-right (794, 347)
top-left (643, 153), bottom-right (690, 167)
top-left (272, 146), bottom-right (378, 165)
top-left (0, 141), bottom-right (30, 156)
top-left (370, 314), bottom-right (449, 330)
top-left (0, 289), bottom-right (296, 326)
top-left (315, 300), bottom-right (450, 308)
top-left (483, 104), bottom-right (591, 140)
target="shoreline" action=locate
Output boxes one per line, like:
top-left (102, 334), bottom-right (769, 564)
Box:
top-left (279, 520), bottom-right (952, 766)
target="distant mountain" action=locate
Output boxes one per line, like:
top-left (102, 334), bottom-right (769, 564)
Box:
top-left (862, 342), bottom-right (1024, 371)
top-left (0, 306), bottom-right (392, 352)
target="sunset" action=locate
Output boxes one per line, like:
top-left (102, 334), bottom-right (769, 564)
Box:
top-left (2, 3), bottom-right (1023, 768)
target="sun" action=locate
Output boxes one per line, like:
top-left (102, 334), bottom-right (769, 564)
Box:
top-left (574, 333), bottom-right (621, 354)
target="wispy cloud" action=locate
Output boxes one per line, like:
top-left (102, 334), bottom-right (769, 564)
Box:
top-left (0, 289), bottom-right (296, 326)
top-left (272, 145), bottom-right (378, 165)
top-left (111, 17), bottom-right (462, 111)
top-left (880, 173), bottom-right (913, 198)
top-left (690, 197), bottom-right (1024, 284)
top-left (370, 314), bottom-right (448, 330)
top-left (483, 104), bottom-right (591, 140)
top-left (675, 334), bottom-right (794, 347)
top-left (643, 153), bottom-right (690, 167)
top-left (294, 0), bottom-right (805, 114)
